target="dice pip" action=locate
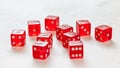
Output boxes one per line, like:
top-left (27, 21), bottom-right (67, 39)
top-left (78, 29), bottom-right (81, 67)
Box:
top-left (10, 29), bottom-right (26, 47)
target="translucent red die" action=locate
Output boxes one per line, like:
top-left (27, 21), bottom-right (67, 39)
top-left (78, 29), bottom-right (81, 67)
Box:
top-left (32, 41), bottom-right (50, 60)
top-left (45, 15), bottom-right (59, 31)
top-left (28, 20), bottom-right (40, 36)
top-left (56, 24), bottom-right (73, 41)
top-left (62, 32), bottom-right (80, 48)
top-left (10, 29), bottom-right (26, 47)
top-left (37, 32), bottom-right (53, 48)
top-left (95, 25), bottom-right (112, 42)
top-left (76, 20), bottom-right (91, 36)
top-left (68, 41), bottom-right (83, 59)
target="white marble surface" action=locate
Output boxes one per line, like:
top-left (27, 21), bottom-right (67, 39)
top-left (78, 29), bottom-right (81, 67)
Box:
top-left (0, 0), bottom-right (120, 68)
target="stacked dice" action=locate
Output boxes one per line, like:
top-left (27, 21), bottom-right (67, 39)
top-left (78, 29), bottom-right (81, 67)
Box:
top-left (32, 32), bottom-right (53, 60)
top-left (56, 24), bottom-right (83, 59)
top-left (31, 15), bottom-right (59, 60)
top-left (55, 20), bottom-right (92, 59)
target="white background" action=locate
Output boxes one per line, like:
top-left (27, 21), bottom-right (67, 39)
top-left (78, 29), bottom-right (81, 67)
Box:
top-left (0, 0), bottom-right (120, 68)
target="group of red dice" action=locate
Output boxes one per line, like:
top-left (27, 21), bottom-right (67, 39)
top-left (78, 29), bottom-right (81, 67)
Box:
top-left (10, 15), bottom-right (112, 60)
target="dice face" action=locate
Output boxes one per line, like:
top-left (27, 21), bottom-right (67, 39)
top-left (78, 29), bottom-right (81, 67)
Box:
top-left (62, 32), bottom-right (80, 48)
top-left (45, 15), bottom-right (59, 31)
top-left (28, 20), bottom-right (40, 36)
top-left (32, 41), bottom-right (50, 60)
top-left (95, 25), bottom-right (112, 42)
top-left (37, 32), bottom-right (53, 48)
top-left (11, 30), bottom-right (26, 47)
top-left (56, 24), bottom-right (73, 41)
top-left (68, 41), bottom-right (83, 59)
top-left (76, 20), bottom-right (91, 36)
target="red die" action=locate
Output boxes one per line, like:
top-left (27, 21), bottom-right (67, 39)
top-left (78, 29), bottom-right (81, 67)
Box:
top-left (95, 25), bottom-right (112, 42)
top-left (32, 41), bottom-right (50, 60)
top-left (76, 20), bottom-right (91, 36)
top-left (68, 41), bottom-right (83, 59)
top-left (28, 20), bottom-right (40, 36)
top-left (62, 32), bottom-right (80, 48)
top-left (10, 29), bottom-right (26, 47)
top-left (37, 32), bottom-right (53, 48)
top-left (56, 24), bottom-right (73, 41)
top-left (45, 15), bottom-right (59, 31)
